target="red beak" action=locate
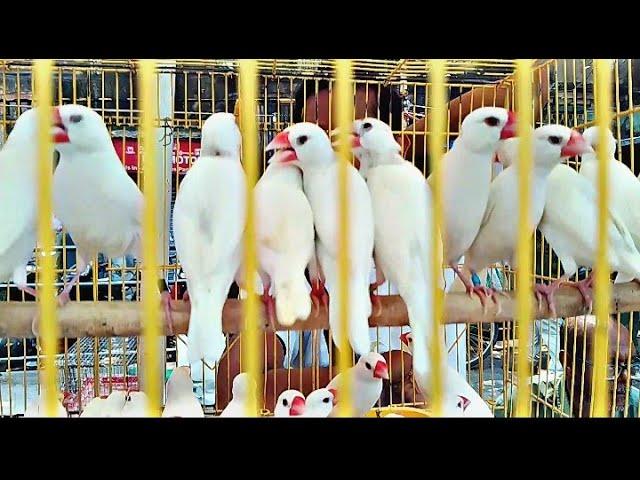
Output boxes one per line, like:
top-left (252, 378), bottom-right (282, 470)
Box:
top-left (499, 111), bottom-right (517, 140)
top-left (328, 388), bottom-right (338, 406)
top-left (560, 130), bottom-right (591, 157)
top-left (289, 396), bottom-right (306, 416)
top-left (351, 134), bottom-right (362, 148)
top-left (52, 107), bottom-right (70, 143)
top-left (399, 333), bottom-right (409, 346)
top-left (373, 360), bottom-right (389, 380)
top-left (266, 131), bottom-right (297, 163)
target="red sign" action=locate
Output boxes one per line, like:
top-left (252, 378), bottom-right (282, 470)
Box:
top-left (112, 138), bottom-right (201, 174)
top-left (63, 376), bottom-right (140, 413)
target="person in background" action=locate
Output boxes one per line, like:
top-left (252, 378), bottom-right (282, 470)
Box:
top-left (560, 315), bottom-right (639, 418)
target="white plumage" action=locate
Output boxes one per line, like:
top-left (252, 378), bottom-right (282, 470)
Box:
top-left (273, 389), bottom-right (306, 417)
top-left (121, 391), bottom-right (150, 417)
top-left (351, 117), bottom-right (440, 393)
top-left (162, 367), bottom-right (205, 418)
top-left (80, 390), bottom-right (128, 418)
top-left (267, 123), bottom-right (375, 356)
top-left (254, 161), bottom-right (315, 327)
top-left (172, 112), bottom-right (246, 366)
top-left (219, 373), bottom-right (257, 417)
top-left (303, 388), bottom-right (335, 417)
top-left (0, 108), bottom-right (42, 299)
top-left (326, 352), bottom-right (388, 417)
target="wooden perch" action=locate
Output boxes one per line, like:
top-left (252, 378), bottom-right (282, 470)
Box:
top-left (1, 282), bottom-right (640, 339)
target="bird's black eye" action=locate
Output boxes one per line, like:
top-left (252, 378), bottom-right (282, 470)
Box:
top-left (484, 117), bottom-right (499, 127)
top-left (69, 114), bottom-right (83, 124)
top-left (365, 362), bottom-right (372, 370)
top-left (283, 398), bottom-right (289, 407)
top-left (322, 397), bottom-right (330, 403)
top-left (298, 135), bottom-right (308, 146)
top-left (548, 136), bottom-right (561, 145)
top-left (363, 122), bottom-right (372, 130)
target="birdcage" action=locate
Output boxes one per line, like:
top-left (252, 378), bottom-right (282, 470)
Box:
top-left (1, 58), bottom-right (638, 418)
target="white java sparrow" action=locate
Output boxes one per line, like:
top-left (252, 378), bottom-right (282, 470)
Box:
top-left (273, 389), bottom-right (306, 417)
top-left (464, 125), bottom-right (590, 310)
top-left (303, 388), bottom-right (336, 417)
top-left (400, 332), bottom-right (493, 417)
top-left (350, 117), bottom-right (442, 390)
top-left (219, 373), bottom-right (257, 417)
top-left (254, 158), bottom-right (315, 327)
top-left (0, 107), bottom-right (43, 300)
top-left (326, 351), bottom-right (389, 417)
top-left (580, 126), bottom-right (640, 281)
top-left (162, 366), bottom-right (205, 418)
top-left (432, 107), bottom-right (516, 306)
top-left (23, 391), bottom-right (68, 418)
top-left (80, 390), bottom-right (128, 417)
top-left (120, 391), bottom-right (150, 417)
top-left (499, 138), bottom-right (640, 314)
top-left (50, 104), bottom-right (174, 332)
top-left (172, 112), bottom-right (246, 366)
top-left (266, 123), bottom-right (375, 356)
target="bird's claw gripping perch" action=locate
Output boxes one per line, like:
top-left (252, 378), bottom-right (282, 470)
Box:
top-left (310, 279), bottom-right (329, 317)
top-left (261, 292), bottom-right (277, 330)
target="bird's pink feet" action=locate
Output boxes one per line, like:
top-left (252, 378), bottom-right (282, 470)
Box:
top-left (262, 292), bottom-right (277, 329)
top-left (533, 281), bottom-right (564, 317)
top-left (566, 276), bottom-right (594, 313)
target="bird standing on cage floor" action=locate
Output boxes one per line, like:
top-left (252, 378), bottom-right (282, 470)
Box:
top-left (303, 388), bottom-right (336, 417)
top-left (162, 366), bottom-right (205, 417)
top-left (464, 125), bottom-right (591, 314)
top-left (348, 116), bottom-right (443, 396)
top-left (273, 389), bottom-right (306, 417)
top-left (42, 104), bottom-right (175, 336)
top-left (498, 136), bottom-right (640, 316)
top-left (80, 390), bottom-right (128, 417)
top-left (172, 112), bottom-right (246, 367)
top-left (427, 107), bottom-right (517, 310)
top-left (326, 352), bottom-right (389, 417)
top-left (267, 122), bottom-right (375, 357)
top-left (0, 108), bottom-right (47, 305)
top-left (580, 126), bottom-right (640, 284)
top-left (254, 152), bottom-right (316, 328)
top-left (399, 332), bottom-right (492, 417)
top-left (218, 372), bottom-right (257, 417)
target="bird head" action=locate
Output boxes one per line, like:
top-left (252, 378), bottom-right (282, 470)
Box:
top-left (274, 390), bottom-right (306, 417)
top-left (201, 112), bottom-right (242, 157)
top-left (458, 107), bottom-right (516, 153)
top-left (356, 352), bottom-right (389, 380)
top-left (266, 122), bottom-right (334, 171)
top-left (51, 104), bottom-right (113, 154)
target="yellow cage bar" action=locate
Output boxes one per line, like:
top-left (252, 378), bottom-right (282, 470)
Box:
top-left (334, 59), bottom-right (354, 417)
top-left (34, 59), bottom-right (58, 417)
top-left (239, 59), bottom-right (262, 417)
top-left (138, 60), bottom-right (162, 417)
top-left (514, 59), bottom-right (534, 417)
top-left (427, 59), bottom-right (446, 416)
top-left (592, 59), bottom-right (613, 417)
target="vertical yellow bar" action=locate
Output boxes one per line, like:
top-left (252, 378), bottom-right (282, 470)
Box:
top-left (34, 59), bottom-right (58, 417)
top-left (335, 59), bottom-right (354, 417)
top-left (138, 60), bottom-right (161, 417)
top-left (239, 59), bottom-right (261, 417)
top-left (514, 59), bottom-right (533, 417)
top-left (427, 59), bottom-right (446, 417)
top-left (592, 59), bottom-right (612, 417)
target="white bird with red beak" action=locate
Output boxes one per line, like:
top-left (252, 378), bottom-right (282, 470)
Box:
top-left (499, 137), bottom-right (640, 315)
top-left (303, 388), bottom-right (336, 417)
top-left (172, 112), bottom-right (246, 366)
top-left (430, 107), bottom-right (517, 307)
top-left (162, 366), bottom-right (205, 418)
top-left (50, 104), bottom-right (174, 334)
top-left (274, 390), bottom-right (307, 417)
top-left (350, 117), bottom-right (441, 393)
top-left (0, 108), bottom-right (42, 302)
top-left (254, 157), bottom-right (315, 328)
top-left (326, 352), bottom-right (389, 417)
top-left (580, 127), bottom-right (640, 283)
top-left (266, 123), bottom-right (375, 356)
top-left (399, 332), bottom-right (492, 417)
top-left (464, 125), bottom-right (591, 312)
